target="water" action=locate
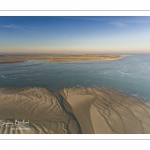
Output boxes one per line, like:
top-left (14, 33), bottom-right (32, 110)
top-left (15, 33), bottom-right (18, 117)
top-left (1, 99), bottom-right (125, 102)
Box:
top-left (0, 54), bottom-right (150, 99)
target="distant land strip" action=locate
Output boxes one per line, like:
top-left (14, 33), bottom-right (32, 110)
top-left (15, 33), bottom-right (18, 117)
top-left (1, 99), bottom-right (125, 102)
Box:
top-left (0, 54), bottom-right (123, 64)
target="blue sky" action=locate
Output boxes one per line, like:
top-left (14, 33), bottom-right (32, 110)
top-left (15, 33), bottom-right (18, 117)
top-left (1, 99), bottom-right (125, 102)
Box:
top-left (0, 16), bottom-right (150, 54)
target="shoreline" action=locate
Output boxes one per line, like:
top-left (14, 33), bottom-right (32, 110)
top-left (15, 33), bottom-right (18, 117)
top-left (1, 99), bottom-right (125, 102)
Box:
top-left (0, 54), bottom-right (123, 64)
top-left (0, 60), bottom-right (24, 65)
top-left (0, 86), bottom-right (149, 134)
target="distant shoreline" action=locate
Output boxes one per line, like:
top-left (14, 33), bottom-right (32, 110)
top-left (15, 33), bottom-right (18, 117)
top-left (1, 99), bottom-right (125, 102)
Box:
top-left (0, 54), bottom-right (123, 64)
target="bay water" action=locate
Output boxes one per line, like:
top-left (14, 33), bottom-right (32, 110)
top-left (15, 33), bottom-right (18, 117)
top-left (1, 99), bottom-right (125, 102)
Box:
top-left (0, 54), bottom-right (150, 99)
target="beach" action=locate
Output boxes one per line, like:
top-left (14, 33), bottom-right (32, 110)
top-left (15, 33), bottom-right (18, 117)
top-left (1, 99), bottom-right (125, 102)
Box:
top-left (0, 54), bottom-right (122, 64)
top-left (0, 86), bottom-right (149, 134)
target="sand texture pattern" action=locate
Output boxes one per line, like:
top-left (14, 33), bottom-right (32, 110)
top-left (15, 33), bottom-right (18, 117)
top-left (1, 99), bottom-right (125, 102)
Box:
top-left (0, 87), bottom-right (150, 134)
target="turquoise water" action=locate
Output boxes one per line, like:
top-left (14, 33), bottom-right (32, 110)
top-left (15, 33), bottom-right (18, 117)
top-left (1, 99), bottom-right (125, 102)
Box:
top-left (0, 54), bottom-right (150, 99)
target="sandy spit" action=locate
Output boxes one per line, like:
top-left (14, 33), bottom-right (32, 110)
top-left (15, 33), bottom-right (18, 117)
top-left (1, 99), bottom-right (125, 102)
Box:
top-left (0, 86), bottom-right (149, 134)
top-left (0, 54), bottom-right (122, 64)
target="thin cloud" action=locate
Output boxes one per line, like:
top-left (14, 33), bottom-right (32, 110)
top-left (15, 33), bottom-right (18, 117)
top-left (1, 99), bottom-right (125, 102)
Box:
top-left (110, 21), bottom-right (128, 27)
top-left (0, 24), bottom-right (35, 29)
top-left (64, 16), bottom-right (150, 27)
top-left (1, 24), bottom-right (24, 29)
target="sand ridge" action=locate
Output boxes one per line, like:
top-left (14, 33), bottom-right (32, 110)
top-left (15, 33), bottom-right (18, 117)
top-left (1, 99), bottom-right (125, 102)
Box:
top-left (0, 86), bottom-right (150, 134)
top-left (0, 87), bottom-right (80, 134)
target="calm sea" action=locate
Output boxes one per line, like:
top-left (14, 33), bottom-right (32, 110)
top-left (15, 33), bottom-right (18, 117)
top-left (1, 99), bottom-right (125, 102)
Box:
top-left (0, 54), bottom-right (150, 99)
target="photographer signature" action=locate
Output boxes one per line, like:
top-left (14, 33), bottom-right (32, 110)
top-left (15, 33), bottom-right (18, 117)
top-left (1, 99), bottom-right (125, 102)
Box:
top-left (0, 119), bottom-right (29, 126)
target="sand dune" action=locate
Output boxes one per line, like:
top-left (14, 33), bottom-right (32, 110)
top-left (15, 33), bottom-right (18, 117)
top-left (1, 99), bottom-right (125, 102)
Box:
top-left (0, 86), bottom-right (150, 134)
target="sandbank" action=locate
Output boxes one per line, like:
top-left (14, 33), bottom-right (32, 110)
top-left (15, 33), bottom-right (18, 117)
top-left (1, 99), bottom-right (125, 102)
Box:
top-left (0, 54), bottom-right (123, 64)
top-left (0, 86), bottom-right (149, 134)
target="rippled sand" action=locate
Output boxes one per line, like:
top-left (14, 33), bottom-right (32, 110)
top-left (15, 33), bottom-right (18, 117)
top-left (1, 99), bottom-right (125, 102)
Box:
top-left (0, 87), bottom-right (150, 134)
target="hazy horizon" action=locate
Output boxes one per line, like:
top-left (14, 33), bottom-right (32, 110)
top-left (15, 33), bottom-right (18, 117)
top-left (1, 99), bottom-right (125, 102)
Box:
top-left (0, 16), bottom-right (150, 54)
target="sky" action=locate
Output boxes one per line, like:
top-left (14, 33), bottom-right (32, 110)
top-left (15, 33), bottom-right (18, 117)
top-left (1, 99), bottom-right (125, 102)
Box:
top-left (0, 16), bottom-right (150, 54)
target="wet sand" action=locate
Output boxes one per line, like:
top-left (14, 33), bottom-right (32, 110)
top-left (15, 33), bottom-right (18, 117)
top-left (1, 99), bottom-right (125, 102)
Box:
top-left (0, 54), bottom-right (122, 64)
top-left (0, 86), bottom-right (149, 134)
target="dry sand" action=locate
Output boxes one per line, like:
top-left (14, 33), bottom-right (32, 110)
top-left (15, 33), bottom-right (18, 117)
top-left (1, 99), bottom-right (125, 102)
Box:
top-left (0, 86), bottom-right (149, 134)
top-left (0, 54), bottom-right (122, 64)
